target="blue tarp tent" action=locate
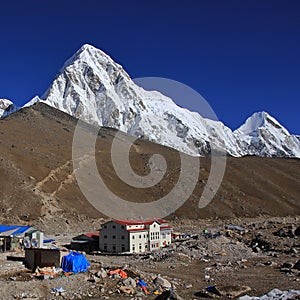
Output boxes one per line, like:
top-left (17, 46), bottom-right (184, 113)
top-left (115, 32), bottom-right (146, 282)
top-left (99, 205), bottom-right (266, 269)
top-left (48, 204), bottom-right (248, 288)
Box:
top-left (61, 252), bottom-right (90, 273)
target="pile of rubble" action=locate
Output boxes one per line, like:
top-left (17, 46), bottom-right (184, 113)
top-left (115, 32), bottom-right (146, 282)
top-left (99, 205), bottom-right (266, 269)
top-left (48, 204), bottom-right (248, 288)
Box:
top-left (239, 288), bottom-right (300, 300)
top-left (220, 222), bottom-right (300, 255)
top-left (87, 264), bottom-right (184, 299)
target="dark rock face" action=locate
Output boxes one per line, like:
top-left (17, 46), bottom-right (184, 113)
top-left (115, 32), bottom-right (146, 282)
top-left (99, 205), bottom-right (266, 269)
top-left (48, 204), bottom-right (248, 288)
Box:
top-left (293, 260), bottom-right (300, 271)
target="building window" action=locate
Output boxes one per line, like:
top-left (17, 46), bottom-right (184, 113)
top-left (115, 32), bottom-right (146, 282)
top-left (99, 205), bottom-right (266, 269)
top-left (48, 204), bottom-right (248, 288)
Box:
top-left (103, 225), bottom-right (107, 229)
top-left (121, 225), bottom-right (125, 229)
top-left (112, 245), bottom-right (116, 251)
top-left (132, 235), bottom-right (135, 239)
top-left (104, 244), bottom-right (107, 250)
top-left (139, 235), bottom-right (141, 239)
top-left (112, 225), bottom-right (116, 229)
top-left (132, 245), bottom-right (135, 252)
top-left (139, 244), bottom-right (142, 250)
top-left (113, 235), bottom-right (116, 239)
top-left (121, 244), bottom-right (125, 251)
top-left (104, 235), bottom-right (107, 239)
top-left (121, 236), bottom-right (125, 239)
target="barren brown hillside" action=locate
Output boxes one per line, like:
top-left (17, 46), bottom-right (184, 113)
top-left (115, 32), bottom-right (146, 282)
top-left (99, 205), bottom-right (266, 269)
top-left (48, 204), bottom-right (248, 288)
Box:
top-left (0, 103), bottom-right (299, 232)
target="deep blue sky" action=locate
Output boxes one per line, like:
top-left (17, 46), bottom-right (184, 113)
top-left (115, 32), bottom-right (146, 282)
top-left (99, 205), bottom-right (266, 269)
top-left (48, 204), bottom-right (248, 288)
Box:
top-left (0, 1), bottom-right (299, 133)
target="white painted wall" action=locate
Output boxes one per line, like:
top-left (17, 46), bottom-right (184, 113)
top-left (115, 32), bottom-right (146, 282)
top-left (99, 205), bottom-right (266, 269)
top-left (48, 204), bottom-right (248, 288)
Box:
top-left (129, 231), bottom-right (149, 253)
top-left (149, 222), bottom-right (161, 251)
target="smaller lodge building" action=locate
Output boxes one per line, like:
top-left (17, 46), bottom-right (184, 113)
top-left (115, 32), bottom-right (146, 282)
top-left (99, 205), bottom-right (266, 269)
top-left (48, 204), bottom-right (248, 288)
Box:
top-left (0, 225), bottom-right (43, 251)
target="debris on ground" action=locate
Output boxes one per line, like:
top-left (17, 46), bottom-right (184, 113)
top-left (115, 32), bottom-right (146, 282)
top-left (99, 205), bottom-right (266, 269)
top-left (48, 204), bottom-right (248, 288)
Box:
top-left (49, 287), bottom-right (66, 296)
top-left (239, 288), bottom-right (300, 300)
top-left (109, 268), bottom-right (128, 278)
top-left (0, 216), bottom-right (299, 299)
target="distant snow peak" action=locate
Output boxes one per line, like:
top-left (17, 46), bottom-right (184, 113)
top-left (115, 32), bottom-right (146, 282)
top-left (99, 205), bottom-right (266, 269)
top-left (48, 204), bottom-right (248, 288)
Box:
top-left (0, 99), bottom-right (19, 118)
top-left (236, 111), bottom-right (289, 137)
top-left (0, 99), bottom-right (13, 109)
top-left (21, 44), bottom-right (300, 158)
top-left (235, 111), bottom-right (300, 158)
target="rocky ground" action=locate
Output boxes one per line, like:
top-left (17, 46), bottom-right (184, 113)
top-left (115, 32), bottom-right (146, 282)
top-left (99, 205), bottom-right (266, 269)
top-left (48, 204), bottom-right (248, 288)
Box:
top-left (0, 216), bottom-right (300, 299)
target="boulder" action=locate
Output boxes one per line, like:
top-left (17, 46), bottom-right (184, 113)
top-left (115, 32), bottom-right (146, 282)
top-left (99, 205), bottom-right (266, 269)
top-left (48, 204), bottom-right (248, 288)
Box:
top-left (154, 275), bottom-right (172, 288)
top-left (97, 268), bottom-right (107, 279)
top-left (123, 276), bottom-right (137, 288)
top-left (119, 286), bottom-right (135, 295)
top-left (208, 285), bottom-right (252, 298)
top-left (281, 262), bottom-right (293, 269)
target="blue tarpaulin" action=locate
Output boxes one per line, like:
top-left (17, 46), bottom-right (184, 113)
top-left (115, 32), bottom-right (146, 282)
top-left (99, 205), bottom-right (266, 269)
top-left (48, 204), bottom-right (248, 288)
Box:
top-left (137, 279), bottom-right (148, 287)
top-left (61, 252), bottom-right (90, 273)
top-left (43, 239), bottom-right (55, 243)
top-left (0, 225), bottom-right (32, 236)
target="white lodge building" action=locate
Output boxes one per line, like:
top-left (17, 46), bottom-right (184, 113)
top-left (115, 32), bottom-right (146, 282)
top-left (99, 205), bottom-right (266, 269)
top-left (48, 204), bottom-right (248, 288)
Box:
top-left (99, 219), bottom-right (173, 253)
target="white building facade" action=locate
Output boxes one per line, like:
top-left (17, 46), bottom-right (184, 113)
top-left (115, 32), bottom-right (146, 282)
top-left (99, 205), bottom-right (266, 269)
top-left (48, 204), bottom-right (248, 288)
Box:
top-left (99, 219), bottom-right (173, 253)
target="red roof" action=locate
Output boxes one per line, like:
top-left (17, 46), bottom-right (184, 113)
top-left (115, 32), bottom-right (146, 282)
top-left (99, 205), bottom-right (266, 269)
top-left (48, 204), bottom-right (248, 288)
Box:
top-left (114, 218), bottom-right (168, 226)
top-left (85, 232), bottom-right (100, 238)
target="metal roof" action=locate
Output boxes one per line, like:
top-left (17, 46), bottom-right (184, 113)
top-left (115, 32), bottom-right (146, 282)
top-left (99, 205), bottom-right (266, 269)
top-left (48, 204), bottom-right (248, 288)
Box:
top-left (0, 225), bottom-right (32, 236)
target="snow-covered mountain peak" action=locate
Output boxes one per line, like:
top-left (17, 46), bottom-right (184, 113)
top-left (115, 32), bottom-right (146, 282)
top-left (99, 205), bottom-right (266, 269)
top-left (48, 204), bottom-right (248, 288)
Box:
top-left (235, 111), bottom-right (290, 137)
top-left (235, 111), bottom-right (299, 157)
top-left (30, 44), bottom-right (243, 156)
top-left (0, 99), bottom-right (14, 109)
top-left (0, 99), bottom-right (19, 118)
top-left (21, 44), bottom-right (300, 158)
top-left (72, 43), bottom-right (110, 60)
top-left (62, 44), bottom-right (106, 66)
top-left (60, 43), bottom-right (128, 79)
